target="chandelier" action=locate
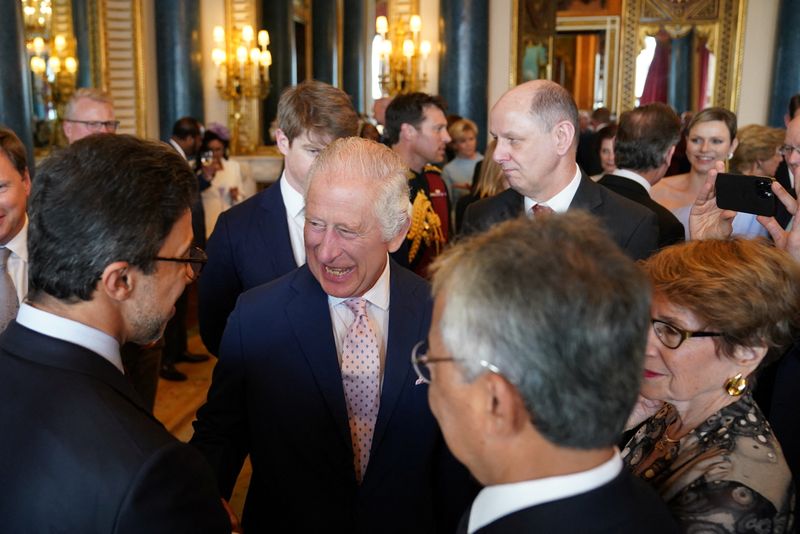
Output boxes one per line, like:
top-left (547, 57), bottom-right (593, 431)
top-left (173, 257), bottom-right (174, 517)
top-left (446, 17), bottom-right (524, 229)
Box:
top-left (375, 13), bottom-right (431, 96)
top-left (211, 24), bottom-right (271, 153)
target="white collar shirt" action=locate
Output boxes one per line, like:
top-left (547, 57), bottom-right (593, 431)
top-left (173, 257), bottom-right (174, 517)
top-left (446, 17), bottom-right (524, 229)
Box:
top-left (328, 258), bottom-right (391, 384)
top-left (611, 168), bottom-right (652, 194)
top-left (4, 217), bottom-right (28, 303)
top-left (468, 451), bottom-right (623, 533)
top-left (168, 138), bottom-right (188, 161)
top-left (523, 164), bottom-right (582, 214)
top-left (16, 303), bottom-right (123, 374)
top-left (280, 173), bottom-right (306, 267)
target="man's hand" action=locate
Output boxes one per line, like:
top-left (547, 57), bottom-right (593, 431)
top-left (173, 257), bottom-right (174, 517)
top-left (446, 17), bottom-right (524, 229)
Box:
top-left (221, 498), bottom-right (242, 533)
top-left (688, 161), bottom-right (736, 240)
top-left (758, 180), bottom-right (800, 262)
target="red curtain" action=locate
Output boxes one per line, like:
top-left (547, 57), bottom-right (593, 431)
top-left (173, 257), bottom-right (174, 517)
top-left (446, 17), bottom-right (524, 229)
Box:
top-left (696, 41), bottom-right (710, 110)
top-left (640, 33), bottom-right (671, 105)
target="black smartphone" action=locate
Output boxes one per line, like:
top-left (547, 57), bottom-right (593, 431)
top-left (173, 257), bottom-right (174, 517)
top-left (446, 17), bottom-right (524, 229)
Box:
top-left (715, 173), bottom-right (776, 217)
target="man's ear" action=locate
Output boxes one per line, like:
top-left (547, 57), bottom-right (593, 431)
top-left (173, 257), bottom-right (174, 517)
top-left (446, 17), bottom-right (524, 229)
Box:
top-left (485, 373), bottom-right (529, 437)
top-left (99, 261), bottom-right (135, 302)
top-left (386, 218), bottom-right (411, 253)
top-left (553, 120), bottom-right (576, 156)
top-left (400, 123), bottom-right (417, 143)
top-left (276, 129), bottom-right (291, 156)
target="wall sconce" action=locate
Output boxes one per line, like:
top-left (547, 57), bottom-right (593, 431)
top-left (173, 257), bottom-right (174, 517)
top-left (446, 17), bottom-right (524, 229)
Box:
top-left (27, 32), bottom-right (78, 121)
top-left (375, 13), bottom-right (431, 96)
top-left (211, 24), bottom-right (271, 153)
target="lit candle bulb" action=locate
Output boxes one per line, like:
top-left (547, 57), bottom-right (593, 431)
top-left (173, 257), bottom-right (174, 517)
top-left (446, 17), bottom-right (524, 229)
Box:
top-left (376, 16), bottom-right (388, 36)
top-left (241, 25), bottom-right (254, 44)
top-left (33, 37), bottom-right (45, 56)
top-left (65, 57), bottom-right (78, 74)
top-left (54, 34), bottom-right (66, 53)
top-left (409, 15), bottom-right (421, 36)
top-left (48, 56), bottom-right (61, 73)
top-left (236, 45), bottom-right (248, 65)
top-left (213, 25), bottom-right (225, 44)
top-left (212, 48), bottom-right (225, 66)
top-left (402, 39), bottom-right (414, 58)
top-left (258, 30), bottom-right (269, 48)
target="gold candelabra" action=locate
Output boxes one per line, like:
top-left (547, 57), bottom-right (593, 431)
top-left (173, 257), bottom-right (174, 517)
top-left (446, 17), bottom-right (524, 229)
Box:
top-left (211, 24), bottom-right (271, 154)
top-left (375, 13), bottom-right (431, 96)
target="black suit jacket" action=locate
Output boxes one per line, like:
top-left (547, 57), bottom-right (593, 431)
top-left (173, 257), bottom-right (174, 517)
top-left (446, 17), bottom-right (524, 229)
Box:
top-left (461, 175), bottom-right (659, 260)
top-left (198, 180), bottom-right (297, 355)
top-left (459, 470), bottom-right (678, 534)
top-left (0, 322), bottom-right (229, 533)
top-left (191, 262), bottom-right (475, 533)
top-left (599, 173), bottom-right (685, 248)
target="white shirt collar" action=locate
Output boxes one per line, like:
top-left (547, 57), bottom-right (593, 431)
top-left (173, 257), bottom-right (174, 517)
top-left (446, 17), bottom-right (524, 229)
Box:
top-left (468, 450), bottom-right (622, 533)
top-left (327, 255), bottom-right (391, 312)
top-left (279, 171), bottom-right (305, 219)
top-left (16, 303), bottom-right (124, 374)
top-left (611, 168), bottom-right (652, 194)
top-left (524, 164), bottom-right (582, 214)
top-left (168, 138), bottom-right (187, 160)
top-left (5, 216), bottom-right (28, 261)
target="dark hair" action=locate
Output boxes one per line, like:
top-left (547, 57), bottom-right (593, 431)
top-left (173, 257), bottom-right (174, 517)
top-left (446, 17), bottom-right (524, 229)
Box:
top-left (0, 127), bottom-right (28, 175)
top-left (615, 103), bottom-right (681, 170)
top-left (384, 92), bottom-right (447, 146)
top-left (172, 117), bottom-right (201, 139)
top-left (788, 93), bottom-right (800, 120)
top-left (591, 107), bottom-right (611, 124)
top-left (594, 123), bottom-right (617, 155)
top-left (201, 130), bottom-right (228, 160)
top-left (28, 134), bottom-right (196, 302)
top-left (431, 212), bottom-right (651, 449)
top-left (277, 80), bottom-right (359, 144)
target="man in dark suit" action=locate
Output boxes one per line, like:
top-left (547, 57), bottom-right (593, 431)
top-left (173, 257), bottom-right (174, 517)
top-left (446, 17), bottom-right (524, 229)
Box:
top-left (424, 213), bottom-right (678, 534)
top-left (191, 137), bottom-right (473, 533)
top-left (461, 80), bottom-right (658, 261)
top-left (198, 80), bottom-right (358, 356)
top-left (599, 102), bottom-right (685, 248)
top-left (0, 134), bottom-right (231, 532)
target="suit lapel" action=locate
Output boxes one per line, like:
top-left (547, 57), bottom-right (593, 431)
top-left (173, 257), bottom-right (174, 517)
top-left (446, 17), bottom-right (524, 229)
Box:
top-left (371, 264), bottom-right (420, 452)
top-left (257, 180), bottom-right (298, 274)
top-left (569, 174), bottom-right (604, 214)
top-left (285, 268), bottom-right (352, 450)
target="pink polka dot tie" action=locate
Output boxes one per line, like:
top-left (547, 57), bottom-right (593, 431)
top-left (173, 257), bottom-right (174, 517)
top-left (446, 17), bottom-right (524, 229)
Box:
top-left (342, 298), bottom-right (381, 483)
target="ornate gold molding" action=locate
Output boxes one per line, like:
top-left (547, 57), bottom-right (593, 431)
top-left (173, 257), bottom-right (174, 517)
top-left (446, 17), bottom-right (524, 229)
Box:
top-left (617, 0), bottom-right (746, 112)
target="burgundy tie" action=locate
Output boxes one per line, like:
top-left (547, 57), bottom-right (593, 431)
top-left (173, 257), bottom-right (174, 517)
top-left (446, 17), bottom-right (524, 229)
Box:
top-left (531, 203), bottom-right (554, 217)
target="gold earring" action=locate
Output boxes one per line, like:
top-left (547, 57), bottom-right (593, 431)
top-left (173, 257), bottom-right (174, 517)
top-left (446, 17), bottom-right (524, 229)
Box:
top-left (725, 373), bottom-right (747, 396)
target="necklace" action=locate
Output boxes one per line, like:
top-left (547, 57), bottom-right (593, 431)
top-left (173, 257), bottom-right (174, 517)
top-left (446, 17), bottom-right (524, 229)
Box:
top-left (655, 429), bottom-right (680, 452)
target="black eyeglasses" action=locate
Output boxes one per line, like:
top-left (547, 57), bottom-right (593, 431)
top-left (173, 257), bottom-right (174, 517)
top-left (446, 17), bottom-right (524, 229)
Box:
top-left (778, 144), bottom-right (800, 158)
top-left (651, 319), bottom-right (722, 349)
top-left (63, 119), bottom-right (120, 132)
top-left (154, 247), bottom-right (207, 281)
top-left (411, 340), bottom-right (501, 385)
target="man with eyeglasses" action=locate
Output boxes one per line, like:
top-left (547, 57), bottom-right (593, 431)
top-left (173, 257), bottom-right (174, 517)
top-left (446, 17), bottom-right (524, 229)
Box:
top-left (191, 137), bottom-right (474, 533)
top-left (0, 134), bottom-right (234, 532)
top-left (421, 213), bottom-right (677, 533)
top-left (62, 87), bottom-right (119, 144)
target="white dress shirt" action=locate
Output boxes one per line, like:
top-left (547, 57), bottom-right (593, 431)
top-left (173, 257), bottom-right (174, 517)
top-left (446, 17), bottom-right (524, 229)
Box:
top-left (168, 138), bottom-right (188, 160)
top-left (523, 164), bottom-right (582, 213)
top-left (5, 218), bottom-right (28, 303)
top-left (280, 173), bottom-right (306, 267)
top-left (328, 258), bottom-right (391, 383)
top-left (612, 168), bottom-right (653, 194)
top-left (16, 303), bottom-right (123, 373)
top-left (468, 451), bottom-right (623, 533)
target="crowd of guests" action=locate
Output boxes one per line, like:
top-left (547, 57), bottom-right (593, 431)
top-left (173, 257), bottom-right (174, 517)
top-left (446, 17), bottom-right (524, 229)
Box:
top-left (0, 76), bottom-right (798, 534)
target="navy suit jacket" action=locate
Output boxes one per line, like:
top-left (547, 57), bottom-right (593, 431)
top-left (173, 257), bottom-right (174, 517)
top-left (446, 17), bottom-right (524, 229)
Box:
top-left (457, 470), bottom-right (678, 534)
top-left (191, 262), bottom-right (474, 533)
top-left (198, 180), bottom-right (296, 355)
top-left (461, 175), bottom-right (659, 261)
top-left (598, 172), bottom-right (685, 249)
top-left (0, 322), bottom-right (229, 533)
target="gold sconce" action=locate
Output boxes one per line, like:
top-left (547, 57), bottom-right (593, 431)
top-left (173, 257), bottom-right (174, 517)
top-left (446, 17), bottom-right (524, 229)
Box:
top-left (211, 24), bottom-right (271, 154)
top-left (29, 34), bottom-right (78, 113)
top-left (375, 13), bottom-right (431, 96)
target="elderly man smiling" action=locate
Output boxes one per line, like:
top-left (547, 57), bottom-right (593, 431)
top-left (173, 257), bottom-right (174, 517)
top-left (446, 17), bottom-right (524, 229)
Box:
top-left (191, 137), bottom-right (473, 533)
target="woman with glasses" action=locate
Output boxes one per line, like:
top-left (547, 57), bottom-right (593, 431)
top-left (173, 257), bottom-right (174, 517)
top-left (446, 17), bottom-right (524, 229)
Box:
top-left (622, 238), bottom-right (800, 532)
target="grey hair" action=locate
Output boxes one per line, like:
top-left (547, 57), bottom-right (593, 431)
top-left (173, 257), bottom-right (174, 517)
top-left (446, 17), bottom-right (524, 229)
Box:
top-left (430, 213), bottom-right (651, 449)
top-left (528, 81), bottom-right (579, 138)
top-left (305, 137), bottom-right (410, 241)
top-left (64, 87), bottom-right (113, 119)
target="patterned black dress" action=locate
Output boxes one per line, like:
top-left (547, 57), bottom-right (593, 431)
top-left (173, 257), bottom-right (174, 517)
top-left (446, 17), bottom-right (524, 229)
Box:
top-left (622, 394), bottom-right (794, 533)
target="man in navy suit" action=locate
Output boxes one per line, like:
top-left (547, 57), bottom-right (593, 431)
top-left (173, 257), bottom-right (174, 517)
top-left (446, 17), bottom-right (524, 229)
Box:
top-left (461, 80), bottom-right (658, 261)
top-left (598, 102), bottom-right (685, 248)
top-left (191, 137), bottom-right (473, 533)
top-left (0, 134), bottom-right (231, 532)
top-left (424, 213), bottom-right (678, 533)
top-left (198, 80), bottom-right (358, 356)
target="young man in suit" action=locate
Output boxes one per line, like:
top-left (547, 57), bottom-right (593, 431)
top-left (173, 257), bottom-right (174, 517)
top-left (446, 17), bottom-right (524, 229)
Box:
top-left (598, 102), bottom-right (685, 248)
top-left (198, 80), bottom-right (358, 356)
top-left (461, 80), bottom-right (658, 261)
top-left (424, 213), bottom-right (678, 534)
top-left (191, 137), bottom-right (473, 533)
top-left (0, 134), bottom-right (232, 532)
